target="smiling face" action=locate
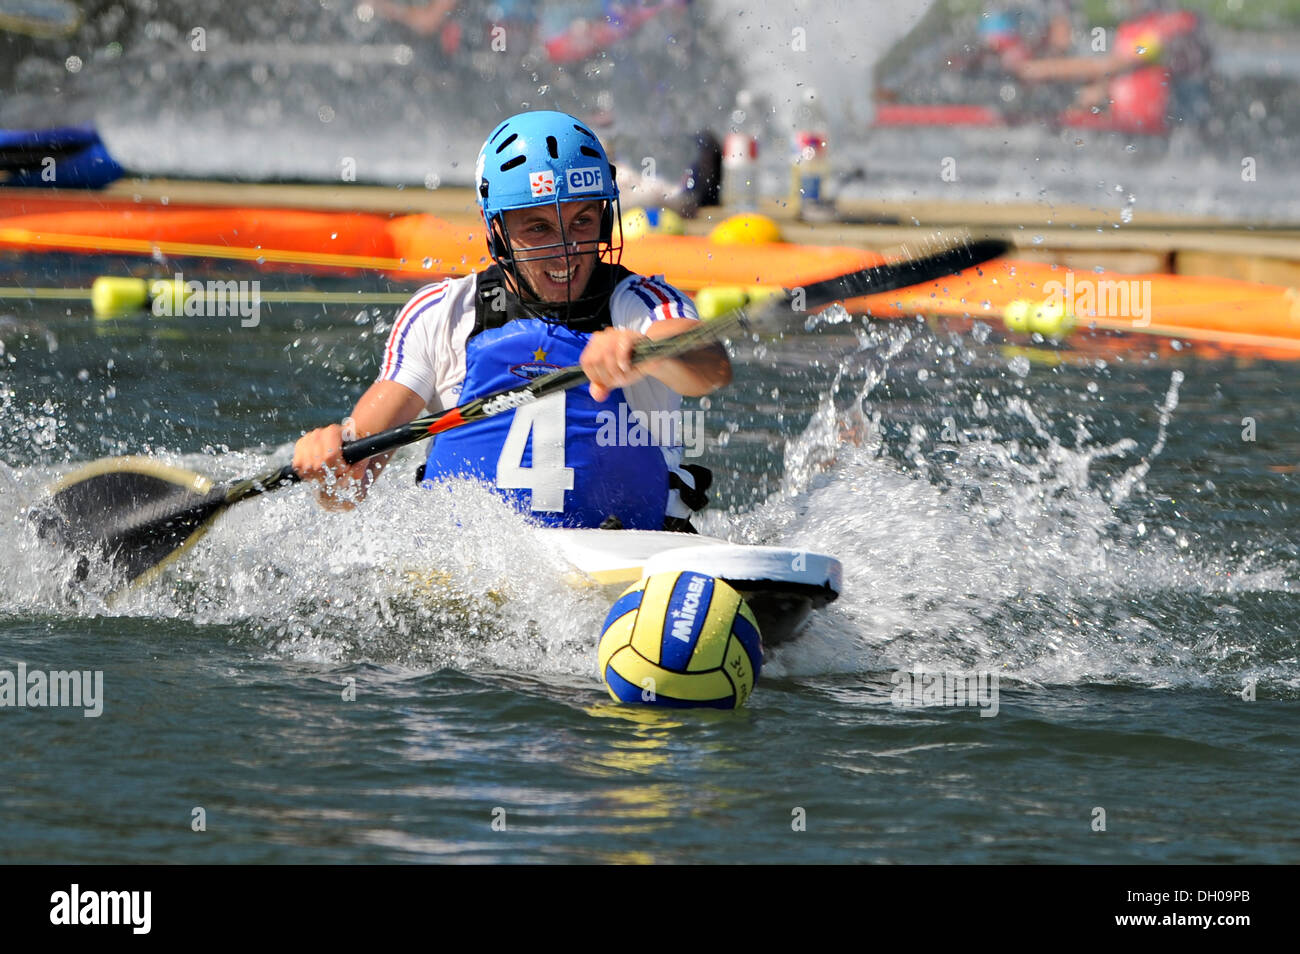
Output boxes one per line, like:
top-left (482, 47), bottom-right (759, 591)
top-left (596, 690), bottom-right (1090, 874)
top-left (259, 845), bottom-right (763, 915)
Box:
top-left (498, 200), bottom-right (604, 303)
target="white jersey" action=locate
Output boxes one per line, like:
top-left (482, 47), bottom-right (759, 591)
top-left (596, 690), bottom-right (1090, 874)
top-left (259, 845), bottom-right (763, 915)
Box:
top-left (377, 270), bottom-right (698, 415)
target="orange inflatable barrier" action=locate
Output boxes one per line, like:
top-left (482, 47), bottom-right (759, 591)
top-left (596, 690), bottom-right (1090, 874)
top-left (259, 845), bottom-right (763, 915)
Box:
top-left (851, 259), bottom-right (1300, 353)
top-left (1, 197), bottom-right (1297, 355)
top-left (0, 205), bottom-right (884, 289)
top-left (0, 207), bottom-right (436, 276)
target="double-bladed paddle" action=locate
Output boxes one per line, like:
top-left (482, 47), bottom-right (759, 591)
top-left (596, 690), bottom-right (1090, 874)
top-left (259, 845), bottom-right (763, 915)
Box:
top-left (31, 235), bottom-right (1010, 589)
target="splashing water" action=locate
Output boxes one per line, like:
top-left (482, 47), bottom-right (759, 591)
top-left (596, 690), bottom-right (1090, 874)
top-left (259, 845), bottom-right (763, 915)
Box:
top-left (1, 319), bottom-right (1293, 698)
top-left (716, 320), bottom-right (1292, 695)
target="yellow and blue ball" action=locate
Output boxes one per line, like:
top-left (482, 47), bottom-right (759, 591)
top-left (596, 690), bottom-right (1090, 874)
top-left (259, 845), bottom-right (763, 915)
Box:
top-left (597, 571), bottom-right (763, 709)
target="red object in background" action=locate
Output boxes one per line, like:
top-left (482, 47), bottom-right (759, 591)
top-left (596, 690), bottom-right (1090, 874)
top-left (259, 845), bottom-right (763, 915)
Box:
top-left (1061, 66), bottom-right (1170, 134)
top-left (1115, 9), bottom-right (1199, 62)
top-left (543, 2), bottom-right (681, 64)
top-left (873, 103), bottom-right (1006, 127)
top-left (440, 21), bottom-right (462, 56)
top-left (723, 131), bottom-right (758, 161)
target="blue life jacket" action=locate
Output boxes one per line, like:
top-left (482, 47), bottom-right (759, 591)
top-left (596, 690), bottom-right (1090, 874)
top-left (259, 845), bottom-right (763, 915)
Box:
top-left (422, 265), bottom-right (669, 529)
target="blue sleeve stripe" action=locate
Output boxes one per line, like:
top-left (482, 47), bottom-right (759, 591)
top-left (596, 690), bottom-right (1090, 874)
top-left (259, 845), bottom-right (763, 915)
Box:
top-left (628, 280), bottom-right (658, 312)
top-left (382, 284), bottom-right (446, 379)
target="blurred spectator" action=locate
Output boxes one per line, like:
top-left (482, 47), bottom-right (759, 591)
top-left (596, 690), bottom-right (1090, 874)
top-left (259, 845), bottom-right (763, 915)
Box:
top-left (1013, 0), bottom-right (1210, 124)
top-left (616, 128), bottom-right (721, 218)
top-left (373, 0), bottom-right (538, 58)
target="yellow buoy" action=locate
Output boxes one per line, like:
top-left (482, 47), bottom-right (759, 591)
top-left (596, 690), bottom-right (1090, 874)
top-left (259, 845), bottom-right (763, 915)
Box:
top-left (708, 212), bottom-right (782, 245)
top-left (1029, 300), bottom-right (1076, 339)
top-left (694, 286), bottom-right (749, 320)
top-left (91, 277), bottom-right (149, 318)
top-left (655, 207), bottom-right (686, 236)
top-left (1003, 298), bottom-right (1075, 339)
top-left (1003, 299), bottom-right (1033, 333)
top-left (620, 207), bottom-right (653, 241)
top-left (745, 285), bottom-right (784, 307)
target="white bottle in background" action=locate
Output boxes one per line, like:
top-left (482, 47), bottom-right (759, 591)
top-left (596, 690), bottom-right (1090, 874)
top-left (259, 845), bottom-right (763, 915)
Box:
top-left (722, 88), bottom-right (760, 210)
top-left (790, 87), bottom-right (831, 219)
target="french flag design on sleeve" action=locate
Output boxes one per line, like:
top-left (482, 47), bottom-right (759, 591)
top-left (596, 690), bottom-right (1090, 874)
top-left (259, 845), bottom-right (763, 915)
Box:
top-left (381, 281), bottom-right (448, 380)
top-left (629, 276), bottom-right (695, 322)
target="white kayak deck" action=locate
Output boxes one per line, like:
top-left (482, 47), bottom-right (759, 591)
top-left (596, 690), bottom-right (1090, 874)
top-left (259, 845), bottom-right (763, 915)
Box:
top-left (543, 529), bottom-right (842, 645)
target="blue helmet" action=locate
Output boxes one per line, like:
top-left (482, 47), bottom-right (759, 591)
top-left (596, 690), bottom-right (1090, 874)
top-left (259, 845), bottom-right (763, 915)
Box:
top-left (477, 110), bottom-right (619, 215)
top-left (476, 110), bottom-right (621, 271)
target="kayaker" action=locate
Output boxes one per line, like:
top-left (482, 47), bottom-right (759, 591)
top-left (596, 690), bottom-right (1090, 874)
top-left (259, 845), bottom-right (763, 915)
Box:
top-left (1011, 1), bottom-right (1210, 132)
top-left (292, 109), bottom-right (730, 531)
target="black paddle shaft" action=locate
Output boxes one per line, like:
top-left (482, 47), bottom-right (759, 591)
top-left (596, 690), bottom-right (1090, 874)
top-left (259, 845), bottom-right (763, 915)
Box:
top-left (215, 237), bottom-right (1011, 502)
top-left (334, 237), bottom-right (1012, 470)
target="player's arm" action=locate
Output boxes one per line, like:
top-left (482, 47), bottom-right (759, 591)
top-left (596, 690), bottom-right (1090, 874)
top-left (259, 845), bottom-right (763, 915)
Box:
top-left (583, 318), bottom-right (732, 402)
top-left (372, 0), bottom-right (457, 35)
top-left (582, 283), bottom-right (733, 402)
top-left (292, 379), bottom-right (428, 510)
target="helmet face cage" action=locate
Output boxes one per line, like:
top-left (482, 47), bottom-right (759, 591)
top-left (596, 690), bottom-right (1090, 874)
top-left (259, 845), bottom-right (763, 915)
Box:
top-left (487, 196), bottom-right (623, 320)
top-left (477, 111), bottom-right (623, 322)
